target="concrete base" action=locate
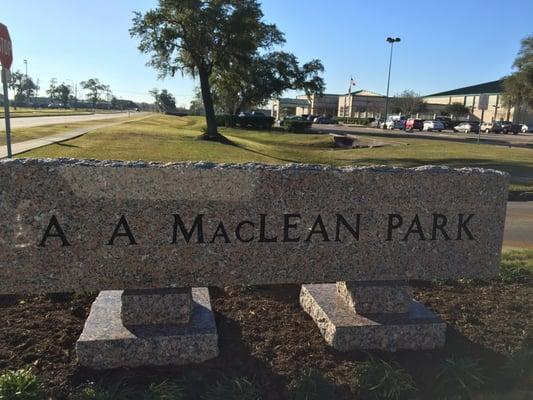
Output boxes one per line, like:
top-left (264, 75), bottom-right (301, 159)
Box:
top-left (300, 284), bottom-right (446, 352)
top-left (76, 288), bottom-right (219, 369)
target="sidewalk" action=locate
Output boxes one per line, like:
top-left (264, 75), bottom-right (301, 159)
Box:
top-left (0, 115), bottom-right (151, 158)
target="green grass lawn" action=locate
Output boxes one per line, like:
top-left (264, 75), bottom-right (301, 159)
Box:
top-left (501, 249), bottom-right (533, 283)
top-left (18, 114), bottom-right (533, 191)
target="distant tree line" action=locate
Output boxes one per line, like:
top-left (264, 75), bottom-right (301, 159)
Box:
top-left (4, 72), bottom-right (149, 111)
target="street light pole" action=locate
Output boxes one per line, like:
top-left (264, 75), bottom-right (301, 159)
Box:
top-left (23, 59), bottom-right (27, 77)
top-left (383, 37), bottom-right (400, 121)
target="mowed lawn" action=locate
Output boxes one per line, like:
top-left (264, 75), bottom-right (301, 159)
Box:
top-left (19, 114), bottom-right (533, 191)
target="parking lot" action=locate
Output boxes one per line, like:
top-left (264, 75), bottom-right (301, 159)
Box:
top-left (317, 124), bottom-right (533, 148)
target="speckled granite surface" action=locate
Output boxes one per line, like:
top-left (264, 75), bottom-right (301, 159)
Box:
top-left (300, 284), bottom-right (446, 351)
top-left (76, 287), bottom-right (218, 369)
top-left (336, 281), bottom-right (412, 314)
top-left (121, 288), bottom-right (193, 326)
top-left (0, 159), bottom-right (509, 294)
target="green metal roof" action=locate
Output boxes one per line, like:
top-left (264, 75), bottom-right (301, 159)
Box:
top-left (424, 80), bottom-right (504, 98)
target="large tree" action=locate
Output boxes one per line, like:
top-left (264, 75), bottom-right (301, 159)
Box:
top-left (444, 102), bottom-right (470, 117)
top-left (210, 51), bottom-right (324, 115)
top-left (55, 83), bottom-right (72, 106)
top-left (502, 35), bottom-right (533, 116)
top-left (130, 0), bottom-right (284, 141)
top-left (47, 78), bottom-right (58, 102)
top-left (8, 70), bottom-right (39, 107)
top-left (149, 88), bottom-right (177, 113)
top-left (390, 90), bottom-right (426, 116)
top-left (80, 78), bottom-right (110, 108)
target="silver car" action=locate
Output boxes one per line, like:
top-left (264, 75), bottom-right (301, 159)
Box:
top-left (423, 120), bottom-right (445, 132)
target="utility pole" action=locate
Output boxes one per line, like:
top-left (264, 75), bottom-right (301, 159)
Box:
top-left (383, 37), bottom-right (401, 121)
top-left (23, 59), bottom-right (27, 77)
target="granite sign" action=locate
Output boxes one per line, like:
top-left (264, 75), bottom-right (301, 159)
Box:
top-left (0, 158), bottom-right (509, 368)
top-left (0, 159), bottom-right (507, 292)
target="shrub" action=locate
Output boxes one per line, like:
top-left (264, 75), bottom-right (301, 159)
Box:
top-left (436, 357), bottom-right (485, 399)
top-left (284, 119), bottom-right (313, 133)
top-left (503, 347), bottom-right (533, 384)
top-left (0, 368), bottom-right (45, 400)
top-left (236, 115), bottom-right (274, 130)
top-left (357, 357), bottom-right (416, 400)
top-left (334, 117), bottom-right (375, 125)
top-left (288, 369), bottom-right (337, 400)
top-left (204, 377), bottom-right (262, 400)
top-left (500, 249), bottom-right (533, 283)
top-left (215, 114), bottom-right (237, 128)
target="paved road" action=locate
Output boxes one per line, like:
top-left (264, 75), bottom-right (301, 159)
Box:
top-left (0, 114), bottom-right (153, 158)
top-left (504, 202), bottom-right (533, 249)
top-left (316, 124), bottom-right (533, 148)
top-left (0, 112), bottom-right (141, 131)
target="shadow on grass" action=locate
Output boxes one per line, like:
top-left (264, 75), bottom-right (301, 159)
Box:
top-left (224, 134), bottom-right (303, 164)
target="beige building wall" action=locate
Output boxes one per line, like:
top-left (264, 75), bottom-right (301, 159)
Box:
top-left (337, 91), bottom-right (386, 118)
top-left (423, 94), bottom-right (533, 123)
top-left (296, 94), bottom-right (340, 116)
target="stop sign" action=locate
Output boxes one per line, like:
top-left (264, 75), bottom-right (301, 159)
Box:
top-left (0, 23), bottom-right (13, 70)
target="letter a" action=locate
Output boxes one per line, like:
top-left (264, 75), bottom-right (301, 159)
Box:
top-left (108, 215), bottom-right (137, 245)
top-left (38, 215), bottom-right (70, 247)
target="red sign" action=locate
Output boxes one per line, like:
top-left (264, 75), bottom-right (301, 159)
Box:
top-left (0, 23), bottom-right (13, 70)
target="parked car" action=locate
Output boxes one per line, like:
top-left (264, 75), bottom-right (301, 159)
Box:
top-left (383, 116), bottom-right (406, 130)
top-left (500, 121), bottom-right (521, 134)
top-left (404, 118), bottom-right (424, 132)
top-left (239, 111), bottom-right (266, 117)
top-left (435, 116), bottom-right (455, 130)
top-left (313, 116), bottom-right (335, 124)
top-left (384, 119), bottom-right (405, 130)
top-left (422, 120), bottom-right (445, 132)
top-left (521, 124), bottom-right (533, 133)
top-left (370, 118), bottom-right (384, 128)
top-left (480, 122), bottom-right (502, 134)
top-left (454, 121), bottom-right (480, 133)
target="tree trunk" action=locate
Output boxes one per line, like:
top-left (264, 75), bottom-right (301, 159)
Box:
top-left (198, 66), bottom-right (223, 141)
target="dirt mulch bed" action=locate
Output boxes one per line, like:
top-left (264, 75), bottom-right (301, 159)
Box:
top-left (0, 281), bottom-right (531, 399)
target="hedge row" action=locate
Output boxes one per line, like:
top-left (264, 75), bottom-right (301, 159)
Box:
top-left (285, 120), bottom-right (313, 133)
top-left (335, 117), bottom-right (375, 125)
top-left (216, 114), bottom-right (275, 130)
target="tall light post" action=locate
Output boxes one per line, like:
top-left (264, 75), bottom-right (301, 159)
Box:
top-left (383, 37), bottom-right (400, 120)
top-left (23, 59), bottom-right (28, 77)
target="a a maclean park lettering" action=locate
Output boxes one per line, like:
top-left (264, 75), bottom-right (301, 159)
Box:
top-left (38, 213), bottom-right (477, 247)
top-left (0, 159), bottom-right (508, 293)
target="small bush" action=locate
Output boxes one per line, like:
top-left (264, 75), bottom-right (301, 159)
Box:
top-left (335, 117), bottom-right (375, 125)
top-left (436, 357), bottom-right (485, 399)
top-left (503, 347), bottom-right (533, 384)
top-left (500, 250), bottom-right (533, 283)
top-left (357, 357), bottom-right (416, 400)
top-left (204, 377), bottom-right (262, 400)
top-left (0, 368), bottom-right (45, 400)
top-left (284, 119), bottom-right (313, 133)
top-left (288, 369), bottom-right (337, 400)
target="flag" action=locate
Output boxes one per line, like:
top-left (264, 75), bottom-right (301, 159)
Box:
top-left (348, 77), bottom-right (356, 94)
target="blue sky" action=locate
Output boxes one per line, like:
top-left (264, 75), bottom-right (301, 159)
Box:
top-left (3, 0), bottom-right (532, 105)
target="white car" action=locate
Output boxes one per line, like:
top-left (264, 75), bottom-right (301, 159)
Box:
top-left (423, 120), bottom-right (444, 132)
top-left (521, 124), bottom-right (532, 133)
top-left (383, 117), bottom-right (406, 130)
